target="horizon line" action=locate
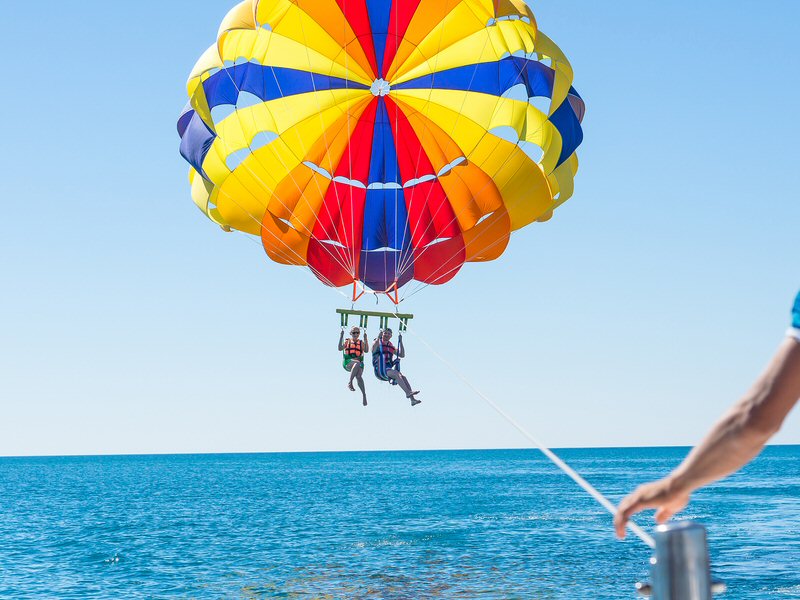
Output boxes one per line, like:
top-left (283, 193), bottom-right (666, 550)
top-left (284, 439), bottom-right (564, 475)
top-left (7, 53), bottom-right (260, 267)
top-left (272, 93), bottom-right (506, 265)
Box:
top-left (1, 443), bottom-right (798, 460)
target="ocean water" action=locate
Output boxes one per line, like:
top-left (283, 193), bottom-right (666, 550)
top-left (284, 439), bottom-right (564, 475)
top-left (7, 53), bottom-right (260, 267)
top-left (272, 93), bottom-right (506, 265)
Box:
top-left (0, 447), bottom-right (798, 599)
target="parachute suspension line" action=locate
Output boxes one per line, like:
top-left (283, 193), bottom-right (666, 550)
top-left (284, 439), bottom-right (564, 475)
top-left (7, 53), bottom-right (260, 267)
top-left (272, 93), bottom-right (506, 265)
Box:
top-left (400, 103), bottom-right (556, 302)
top-left (399, 142), bottom-right (551, 302)
top-left (396, 95), bottom-right (504, 286)
top-left (399, 153), bottom-right (522, 302)
top-left (215, 162), bottom-right (354, 286)
top-left (217, 57), bottom-right (356, 282)
top-left (390, 0), bottom-right (407, 300)
top-left (395, 1), bottom-right (478, 281)
top-left (231, 220), bottom-right (341, 290)
top-left (397, 22), bottom-right (558, 296)
top-left (395, 13), bottom-right (502, 281)
top-left (343, 0), bottom-right (379, 303)
top-left (399, 228), bottom-right (510, 303)
top-left (388, 0), bottom-right (403, 284)
top-left (294, 10), bottom-right (358, 278)
top-left (221, 34), bottom-right (357, 282)
top-left (206, 146), bottom-right (348, 292)
top-left (344, 0), bottom-right (359, 290)
top-left (400, 232), bottom-right (503, 303)
top-left (404, 323), bottom-right (656, 550)
top-left (236, 231), bottom-right (350, 299)
top-left (396, 47), bottom-right (515, 286)
top-left (325, 0), bottom-right (405, 307)
top-left (400, 127), bottom-right (543, 301)
top-left (392, 0), bottom-right (407, 301)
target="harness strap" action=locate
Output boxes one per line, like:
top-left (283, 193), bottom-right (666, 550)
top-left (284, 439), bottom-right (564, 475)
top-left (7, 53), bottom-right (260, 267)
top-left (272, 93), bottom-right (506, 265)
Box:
top-left (373, 339), bottom-right (399, 384)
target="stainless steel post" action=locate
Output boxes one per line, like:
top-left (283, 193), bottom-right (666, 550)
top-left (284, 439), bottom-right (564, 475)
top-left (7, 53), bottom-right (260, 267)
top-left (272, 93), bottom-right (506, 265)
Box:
top-left (650, 521), bottom-right (712, 600)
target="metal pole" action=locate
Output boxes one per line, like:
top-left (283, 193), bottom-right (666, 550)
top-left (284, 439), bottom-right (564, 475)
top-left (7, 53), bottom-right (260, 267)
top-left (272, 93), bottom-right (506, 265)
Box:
top-left (649, 521), bottom-right (712, 600)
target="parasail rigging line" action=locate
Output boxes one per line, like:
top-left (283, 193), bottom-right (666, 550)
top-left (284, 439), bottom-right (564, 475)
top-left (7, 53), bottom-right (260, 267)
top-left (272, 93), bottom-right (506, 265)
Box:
top-left (394, 0), bottom-right (474, 281)
top-left (398, 133), bottom-right (549, 303)
top-left (210, 161), bottom-right (350, 290)
top-left (217, 30), bottom-right (360, 281)
top-left (294, 8), bottom-right (360, 277)
top-left (232, 204), bottom-right (637, 547)
top-left (234, 218), bottom-right (647, 546)
top-left (404, 322), bottom-right (657, 550)
top-left (397, 69), bottom-right (562, 303)
top-left (394, 47), bottom-right (559, 289)
top-left (236, 231), bottom-right (352, 300)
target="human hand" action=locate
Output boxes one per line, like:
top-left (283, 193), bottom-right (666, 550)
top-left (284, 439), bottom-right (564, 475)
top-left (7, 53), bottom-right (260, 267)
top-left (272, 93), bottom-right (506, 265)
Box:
top-left (614, 477), bottom-right (691, 539)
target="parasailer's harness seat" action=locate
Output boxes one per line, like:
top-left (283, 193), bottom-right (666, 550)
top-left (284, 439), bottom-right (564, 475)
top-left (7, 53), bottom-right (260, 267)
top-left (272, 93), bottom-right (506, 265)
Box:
top-left (373, 339), bottom-right (400, 385)
top-left (342, 339), bottom-right (365, 371)
top-left (337, 310), bottom-right (410, 383)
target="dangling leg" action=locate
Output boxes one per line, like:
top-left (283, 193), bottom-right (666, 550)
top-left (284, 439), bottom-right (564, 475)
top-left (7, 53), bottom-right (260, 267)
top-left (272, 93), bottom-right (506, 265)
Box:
top-left (352, 362), bottom-right (367, 406)
top-left (387, 370), bottom-right (421, 405)
top-left (386, 370), bottom-right (409, 394)
top-left (347, 361), bottom-right (358, 391)
top-left (402, 374), bottom-right (421, 406)
top-left (400, 375), bottom-right (419, 400)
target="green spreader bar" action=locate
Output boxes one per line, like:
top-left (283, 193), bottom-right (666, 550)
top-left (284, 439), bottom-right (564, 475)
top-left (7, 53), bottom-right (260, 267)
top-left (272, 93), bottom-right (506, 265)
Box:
top-left (337, 309), bottom-right (414, 331)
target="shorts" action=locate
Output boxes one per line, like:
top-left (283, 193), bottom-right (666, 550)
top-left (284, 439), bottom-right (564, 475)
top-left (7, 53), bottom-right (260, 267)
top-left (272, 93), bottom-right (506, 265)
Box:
top-left (343, 357), bottom-right (363, 371)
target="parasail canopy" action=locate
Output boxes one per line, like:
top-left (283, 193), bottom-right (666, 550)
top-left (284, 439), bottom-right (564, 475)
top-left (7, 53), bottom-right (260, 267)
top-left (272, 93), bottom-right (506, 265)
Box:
top-left (178, 0), bottom-right (585, 301)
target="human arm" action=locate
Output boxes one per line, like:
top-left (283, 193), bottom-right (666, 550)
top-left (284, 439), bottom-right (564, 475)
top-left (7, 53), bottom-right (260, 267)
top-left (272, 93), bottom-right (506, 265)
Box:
top-left (614, 337), bottom-right (800, 539)
top-left (396, 333), bottom-right (406, 358)
top-left (338, 330), bottom-right (345, 352)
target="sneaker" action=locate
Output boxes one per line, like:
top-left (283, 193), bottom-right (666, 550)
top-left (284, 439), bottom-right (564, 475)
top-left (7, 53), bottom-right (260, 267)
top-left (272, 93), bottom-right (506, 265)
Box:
top-left (411, 398), bottom-right (422, 407)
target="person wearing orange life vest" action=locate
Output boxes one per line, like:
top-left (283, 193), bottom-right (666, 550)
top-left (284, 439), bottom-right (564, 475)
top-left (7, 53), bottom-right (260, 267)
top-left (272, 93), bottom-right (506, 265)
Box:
top-left (372, 328), bottom-right (421, 406)
top-left (339, 326), bottom-right (368, 406)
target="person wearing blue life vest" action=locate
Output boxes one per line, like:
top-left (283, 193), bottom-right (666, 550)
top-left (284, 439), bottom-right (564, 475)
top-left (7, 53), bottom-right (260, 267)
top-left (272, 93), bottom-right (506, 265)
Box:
top-left (372, 328), bottom-right (421, 406)
top-left (615, 291), bottom-right (800, 539)
top-left (339, 326), bottom-right (369, 407)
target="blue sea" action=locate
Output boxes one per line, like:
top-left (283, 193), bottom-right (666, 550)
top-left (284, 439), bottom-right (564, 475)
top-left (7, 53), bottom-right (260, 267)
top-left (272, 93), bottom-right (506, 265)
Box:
top-left (0, 447), bottom-right (798, 599)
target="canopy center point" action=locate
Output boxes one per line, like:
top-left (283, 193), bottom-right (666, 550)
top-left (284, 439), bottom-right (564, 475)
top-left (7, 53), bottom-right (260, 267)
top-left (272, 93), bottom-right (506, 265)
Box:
top-left (370, 78), bottom-right (391, 97)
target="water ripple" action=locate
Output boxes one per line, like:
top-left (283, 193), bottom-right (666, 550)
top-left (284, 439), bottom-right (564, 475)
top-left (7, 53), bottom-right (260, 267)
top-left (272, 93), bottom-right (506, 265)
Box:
top-left (0, 448), bottom-right (797, 598)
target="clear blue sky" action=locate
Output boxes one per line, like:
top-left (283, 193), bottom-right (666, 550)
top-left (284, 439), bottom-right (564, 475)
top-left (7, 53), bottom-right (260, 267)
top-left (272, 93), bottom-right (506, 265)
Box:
top-left (1, 1), bottom-right (797, 456)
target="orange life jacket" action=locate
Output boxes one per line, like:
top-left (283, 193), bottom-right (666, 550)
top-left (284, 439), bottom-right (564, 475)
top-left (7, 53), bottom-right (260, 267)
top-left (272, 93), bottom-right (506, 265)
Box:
top-left (344, 339), bottom-right (364, 358)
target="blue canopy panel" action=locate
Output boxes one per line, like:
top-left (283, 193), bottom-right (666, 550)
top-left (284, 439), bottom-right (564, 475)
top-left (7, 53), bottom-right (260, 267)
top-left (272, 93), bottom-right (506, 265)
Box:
top-left (177, 103), bottom-right (195, 137)
top-left (549, 95), bottom-right (584, 166)
top-left (359, 98), bottom-right (413, 290)
top-left (201, 63), bottom-right (368, 110)
top-left (179, 64), bottom-right (369, 181)
top-left (365, 0), bottom-right (392, 78)
top-left (394, 57), bottom-right (556, 98)
top-left (395, 57), bottom-right (584, 166)
top-left (359, 249), bottom-right (414, 292)
top-left (179, 110), bottom-right (216, 178)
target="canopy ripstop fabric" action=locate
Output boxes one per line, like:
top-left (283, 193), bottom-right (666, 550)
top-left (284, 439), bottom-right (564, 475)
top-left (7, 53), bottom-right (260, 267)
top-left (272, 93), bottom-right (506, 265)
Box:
top-left (178, 0), bottom-right (585, 295)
